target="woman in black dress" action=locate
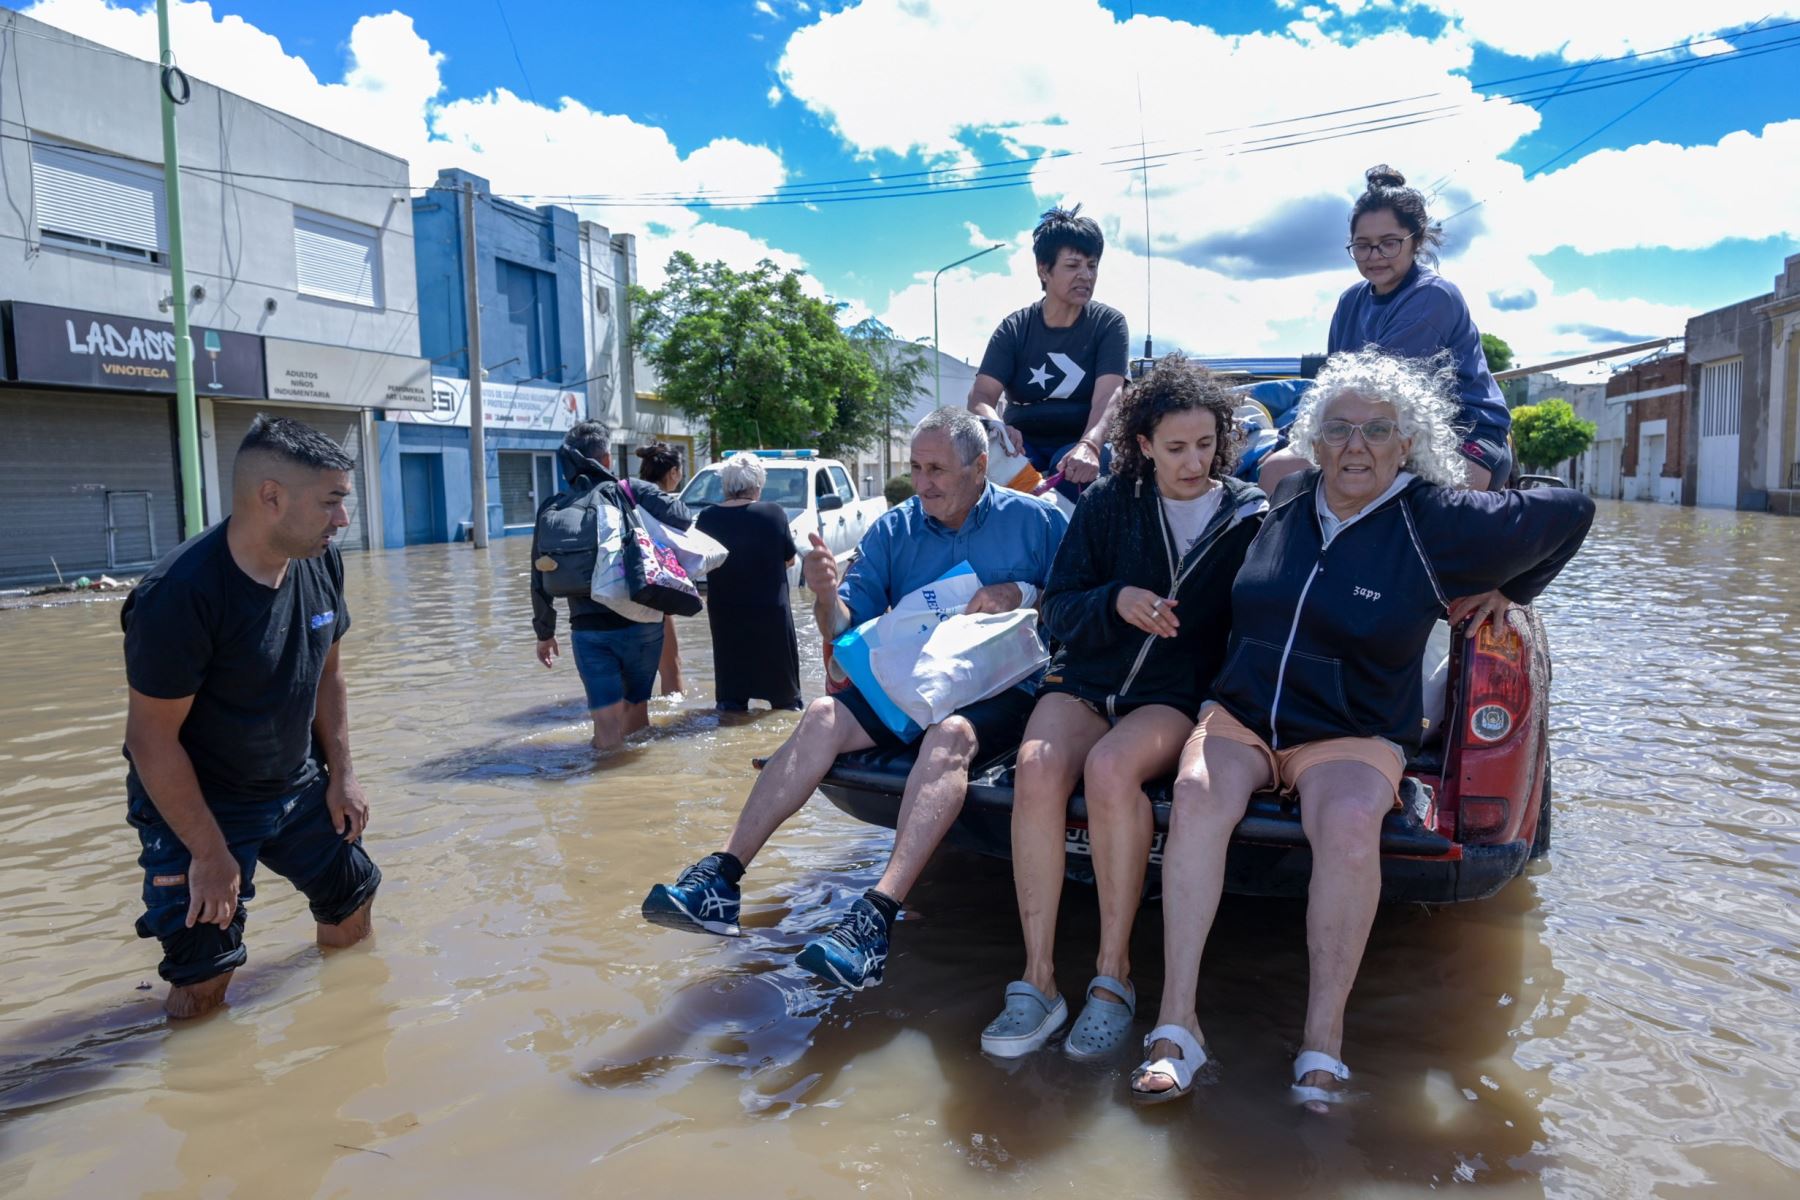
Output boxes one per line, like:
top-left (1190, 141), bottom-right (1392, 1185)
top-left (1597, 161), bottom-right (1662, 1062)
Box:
top-left (695, 453), bottom-right (802, 711)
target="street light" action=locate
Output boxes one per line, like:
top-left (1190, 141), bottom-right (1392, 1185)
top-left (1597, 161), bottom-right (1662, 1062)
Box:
top-left (932, 243), bottom-right (1006, 405)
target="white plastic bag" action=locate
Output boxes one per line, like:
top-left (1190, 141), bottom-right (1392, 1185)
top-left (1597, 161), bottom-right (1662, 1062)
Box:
top-left (873, 609), bottom-right (1049, 729)
top-left (590, 500), bottom-right (663, 623)
top-left (638, 508), bottom-right (730, 576)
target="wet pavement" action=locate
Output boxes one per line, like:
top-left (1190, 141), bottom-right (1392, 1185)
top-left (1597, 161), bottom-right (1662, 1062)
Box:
top-left (1, 499), bottom-right (1797, 1198)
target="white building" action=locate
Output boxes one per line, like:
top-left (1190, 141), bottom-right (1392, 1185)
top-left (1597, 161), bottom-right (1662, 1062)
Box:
top-left (576, 220), bottom-right (709, 478)
top-left (0, 10), bottom-right (426, 583)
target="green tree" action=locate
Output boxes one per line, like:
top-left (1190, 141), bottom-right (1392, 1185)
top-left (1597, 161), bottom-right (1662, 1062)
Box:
top-left (1510, 397), bottom-right (1596, 472)
top-left (1481, 332), bottom-right (1514, 375)
top-left (846, 317), bottom-right (932, 479)
top-left (631, 252), bottom-right (879, 457)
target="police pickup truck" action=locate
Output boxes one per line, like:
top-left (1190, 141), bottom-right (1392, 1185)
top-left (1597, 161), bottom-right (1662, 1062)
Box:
top-left (678, 450), bottom-right (889, 586)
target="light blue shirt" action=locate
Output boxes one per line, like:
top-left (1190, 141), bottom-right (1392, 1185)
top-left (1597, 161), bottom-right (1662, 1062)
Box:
top-left (839, 483), bottom-right (1069, 628)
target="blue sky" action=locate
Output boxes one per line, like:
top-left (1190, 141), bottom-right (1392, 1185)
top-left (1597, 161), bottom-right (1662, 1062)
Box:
top-left (21, 0), bottom-right (1800, 370)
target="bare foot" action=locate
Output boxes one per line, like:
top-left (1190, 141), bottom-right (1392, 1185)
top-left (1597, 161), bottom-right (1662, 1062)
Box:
top-left (317, 898), bottom-right (374, 949)
top-left (1131, 1019), bottom-right (1205, 1096)
top-left (166, 970), bottom-right (234, 1020)
top-left (1296, 1068), bottom-right (1344, 1115)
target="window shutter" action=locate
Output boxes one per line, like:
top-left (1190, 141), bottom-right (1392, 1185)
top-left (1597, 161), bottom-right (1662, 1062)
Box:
top-left (30, 141), bottom-right (166, 253)
top-left (294, 211), bottom-right (381, 307)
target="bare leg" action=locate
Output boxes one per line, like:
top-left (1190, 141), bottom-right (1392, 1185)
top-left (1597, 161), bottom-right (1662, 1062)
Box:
top-left (658, 616), bottom-right (684, 695)
top-left (590, 701), bottom-right (628, 751)
top-left (1082, 705), bottom-right (1192, 1002)
top-left (1012, 695), bottom-right (1108, 997)
top-left (622, 700), bottom-right (652, 737)
top-left (317, 896), bottom-right (375, 949)
top-left (1294, 759), bottom-right (1393, 1113)
top-left (723, 696), bottom-right (875, 866)
top-left (1135, 732), bottom-right (1269, 1094)
top-left (165, 970), bottom-right (234, 1020)
top-left (872, 716), bottom-right (979, 902)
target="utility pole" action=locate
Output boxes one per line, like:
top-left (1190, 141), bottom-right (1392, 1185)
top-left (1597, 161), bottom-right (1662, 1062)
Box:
top-left (156, 0), bottom-right (203, 538)
top-left (461, 180), bottom-right (489, 548)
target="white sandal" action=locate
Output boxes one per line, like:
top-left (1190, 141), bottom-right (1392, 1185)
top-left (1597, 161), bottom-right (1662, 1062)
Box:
top-left (1290, 1050), bottom-right (1351, 1110)
top-left (1130, 1023), bottom-right (1208, 1105)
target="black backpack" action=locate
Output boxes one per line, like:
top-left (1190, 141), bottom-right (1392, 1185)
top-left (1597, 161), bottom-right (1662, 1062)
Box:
top-left (533, 481), bottom-right (612, 598)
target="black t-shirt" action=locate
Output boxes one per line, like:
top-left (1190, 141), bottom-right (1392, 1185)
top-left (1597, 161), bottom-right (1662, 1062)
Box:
top-left (977, 300), bottom-right (1130, 445)
top-left (696, 501), bottom-right (799, 609)
top-left (121, 521), bottom-right (351, 806)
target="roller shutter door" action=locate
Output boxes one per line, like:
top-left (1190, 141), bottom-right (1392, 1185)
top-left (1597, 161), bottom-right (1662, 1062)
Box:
top-left (211, 403), bottom-right (369, 551)
top-left (0, 390), bottom-right (182, 585)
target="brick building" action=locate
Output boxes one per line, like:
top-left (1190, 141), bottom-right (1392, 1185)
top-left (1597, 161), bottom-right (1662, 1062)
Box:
top-left (1611, 352), bottom-right (1688, 505)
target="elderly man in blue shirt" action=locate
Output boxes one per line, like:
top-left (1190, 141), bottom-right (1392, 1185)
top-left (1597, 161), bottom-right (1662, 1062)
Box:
top-left (643, 408), bottom-right (1068, 989)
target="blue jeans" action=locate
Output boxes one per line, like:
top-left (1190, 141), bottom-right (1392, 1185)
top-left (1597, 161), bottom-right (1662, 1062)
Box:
top-left (571, 624), bottom-right (664, 709)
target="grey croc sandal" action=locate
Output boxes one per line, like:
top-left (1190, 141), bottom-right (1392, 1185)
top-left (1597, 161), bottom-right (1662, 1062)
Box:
top-left (1063, 975), bottom-right (1136, 1062)
top-left (980, 980), bottom-right (1068, 1058)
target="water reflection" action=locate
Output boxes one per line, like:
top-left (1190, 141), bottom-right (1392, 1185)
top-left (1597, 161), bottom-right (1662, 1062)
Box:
top-left (0, 502), bottom-right (1796, 1196)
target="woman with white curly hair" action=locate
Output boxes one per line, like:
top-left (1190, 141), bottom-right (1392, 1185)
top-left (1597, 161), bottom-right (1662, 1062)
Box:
top-left (1128, 348), bottom-right (1594, 1111)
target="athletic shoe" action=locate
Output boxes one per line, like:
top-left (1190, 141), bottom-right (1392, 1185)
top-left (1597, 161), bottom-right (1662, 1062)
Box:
top-left (641, 855), bottom-right (741, 937)
top-left (794, 896), bottom-right (889, 990)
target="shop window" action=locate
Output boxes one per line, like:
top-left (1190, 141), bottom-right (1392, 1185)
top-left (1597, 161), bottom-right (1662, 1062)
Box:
top-left (500, 450), bottom-right (558, 526)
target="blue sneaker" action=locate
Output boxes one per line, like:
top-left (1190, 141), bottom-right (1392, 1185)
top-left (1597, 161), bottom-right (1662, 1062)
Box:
top-left (641, 855), bottom-right (741, 937)
top-left (794, 897), bottom-right (890, 990)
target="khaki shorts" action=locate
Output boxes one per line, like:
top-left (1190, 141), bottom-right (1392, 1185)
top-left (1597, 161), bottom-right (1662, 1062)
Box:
top-left (1190, 702), bottom-right (1406, 807)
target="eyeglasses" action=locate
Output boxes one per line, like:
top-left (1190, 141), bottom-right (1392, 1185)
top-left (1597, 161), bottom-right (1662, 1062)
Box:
top-left (1319, 418), bottom-right (1398, 447)
top-left (1344, 235), bottom-right (1413, 261)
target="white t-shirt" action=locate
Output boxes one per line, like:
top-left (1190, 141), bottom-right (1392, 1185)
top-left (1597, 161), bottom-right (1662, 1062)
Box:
top-left (1160, 485), bottom-right (1226, 557)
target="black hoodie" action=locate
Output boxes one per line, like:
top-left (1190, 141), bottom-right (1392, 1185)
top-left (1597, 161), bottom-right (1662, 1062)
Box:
top-left (529, 448), bottom-right (693, 639)
top-left (1040, 472), bottom-right (1268, 718)
top-left (1211, 469), bottom-right (1594, 755)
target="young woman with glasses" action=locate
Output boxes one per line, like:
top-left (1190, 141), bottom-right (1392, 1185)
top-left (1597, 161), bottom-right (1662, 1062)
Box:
top-left (1260, 164), bottom-right (1513, 493)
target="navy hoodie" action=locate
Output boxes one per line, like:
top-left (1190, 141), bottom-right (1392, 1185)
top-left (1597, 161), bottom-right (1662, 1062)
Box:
top-left (1210, 470), bottom-right (1594, 755)
top-left (1041, 473), bottom-right (1267, 718)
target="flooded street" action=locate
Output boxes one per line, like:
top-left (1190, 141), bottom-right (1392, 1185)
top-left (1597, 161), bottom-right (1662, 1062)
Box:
top-left (2, 499), bottom-right (1798, 1198)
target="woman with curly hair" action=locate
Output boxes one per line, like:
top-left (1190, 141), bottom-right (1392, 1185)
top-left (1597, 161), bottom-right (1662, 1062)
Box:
top-left (979, 355), bottom-right (1269, 1062)
top-left (1132, 348), bottom-right (1592, 1110)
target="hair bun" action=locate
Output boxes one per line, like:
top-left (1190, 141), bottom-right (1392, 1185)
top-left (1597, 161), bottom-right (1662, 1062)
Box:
top-left (1364, 164), bottom-right (1406, 190)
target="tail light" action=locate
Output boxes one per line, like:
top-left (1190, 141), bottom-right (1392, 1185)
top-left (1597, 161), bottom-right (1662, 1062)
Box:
top-left (1457, 796), bottom-right (1510, 842)
top-left (1464, 620), bottom-right (1528, 746)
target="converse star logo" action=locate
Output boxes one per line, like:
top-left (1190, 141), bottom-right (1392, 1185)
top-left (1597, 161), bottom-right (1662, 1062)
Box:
top-left (1028, 363), bottom-right (1052, 389)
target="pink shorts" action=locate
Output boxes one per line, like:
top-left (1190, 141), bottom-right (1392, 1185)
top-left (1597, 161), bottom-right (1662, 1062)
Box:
top-left (1189, 703), bottom-right (1406, 806)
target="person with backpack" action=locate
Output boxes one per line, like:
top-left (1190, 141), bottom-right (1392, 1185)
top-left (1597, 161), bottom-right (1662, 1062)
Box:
top-left (531, 421), bottom-right (694, 751)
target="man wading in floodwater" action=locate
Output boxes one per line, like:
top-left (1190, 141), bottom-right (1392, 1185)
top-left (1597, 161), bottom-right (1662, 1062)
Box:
top-left (121, 416), bottom-right (381, 1018)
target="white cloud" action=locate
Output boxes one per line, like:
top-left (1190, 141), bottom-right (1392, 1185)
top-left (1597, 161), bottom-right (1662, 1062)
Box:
top-left (1373, 1), bottom-right (1800, 60)
top-left (754, 1), bottom-right (778, 17)
top-left (767, 83), bottom-right (784, 106)
top-left (780, 0), bottom-right (1797, 366)
top-left (21, 0), bottom-right (812, 289)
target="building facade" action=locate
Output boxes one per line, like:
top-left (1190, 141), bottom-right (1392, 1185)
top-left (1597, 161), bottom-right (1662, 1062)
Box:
top-left (379, 169), bottom-right (587, 544)
top-left (1757, 254), bottom-right (1800, 516)
top-left (575, 221), bottom-right (708, 481)
top-left (1509, 373), bottom-right (1615, 496)
top-left (1686, 293), bottom-right (1774, 511)
top-left (0, 11), bottom-right (426, 585)
top-left (1610, 353), bottom-right (1688, 506)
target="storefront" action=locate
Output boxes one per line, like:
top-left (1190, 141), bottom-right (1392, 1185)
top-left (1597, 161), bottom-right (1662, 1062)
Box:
top-left (210, 338), bottom-right (431, 553)
top-left (0, 301), bottom-right (262, 586)
top-left (381, 375), bottom-right (584, 545)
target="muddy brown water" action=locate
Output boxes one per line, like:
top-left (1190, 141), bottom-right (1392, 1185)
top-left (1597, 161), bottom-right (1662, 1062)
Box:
top-left (1, 500), bottom-right (1797, 1198)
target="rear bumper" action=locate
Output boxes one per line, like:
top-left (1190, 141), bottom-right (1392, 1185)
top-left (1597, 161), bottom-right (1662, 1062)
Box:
top-left (817, 759), bottom-right (1527, 905)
